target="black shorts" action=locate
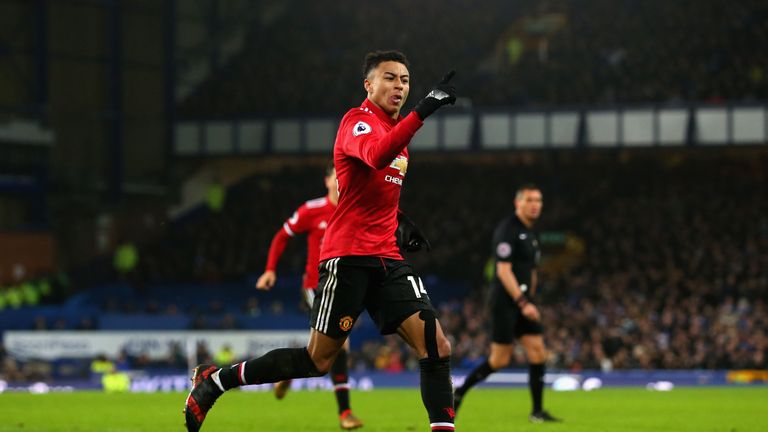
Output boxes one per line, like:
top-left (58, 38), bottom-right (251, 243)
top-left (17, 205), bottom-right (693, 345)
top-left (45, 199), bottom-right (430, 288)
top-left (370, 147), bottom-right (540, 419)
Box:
top-left (310, 256), bottom-right (436, 339)
top-left (489, 287), bottom-right (543, 344)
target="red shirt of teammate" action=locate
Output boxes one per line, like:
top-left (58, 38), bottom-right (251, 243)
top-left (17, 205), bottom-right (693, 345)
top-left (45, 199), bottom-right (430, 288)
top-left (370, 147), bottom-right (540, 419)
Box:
top-left (256, 167), bottom-right (338, 295)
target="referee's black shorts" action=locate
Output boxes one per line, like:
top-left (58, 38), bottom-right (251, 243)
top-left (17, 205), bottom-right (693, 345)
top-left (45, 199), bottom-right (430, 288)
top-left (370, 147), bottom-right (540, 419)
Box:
top-left (310, 256), bottom-right (437, 339)
top-left (489, 287), bottom-right (543, 344)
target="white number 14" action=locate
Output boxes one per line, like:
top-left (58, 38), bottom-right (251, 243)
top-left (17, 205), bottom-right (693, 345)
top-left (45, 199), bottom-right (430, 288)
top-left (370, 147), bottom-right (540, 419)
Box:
top-left (407, 276), bottom-right (428, 298)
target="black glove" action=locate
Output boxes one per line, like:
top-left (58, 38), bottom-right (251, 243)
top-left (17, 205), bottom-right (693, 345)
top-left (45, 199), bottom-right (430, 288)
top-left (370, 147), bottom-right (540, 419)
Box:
top-left (413, 70), bottom-right (457, 120)
top-left (396, 210), bottom-right (432, 252)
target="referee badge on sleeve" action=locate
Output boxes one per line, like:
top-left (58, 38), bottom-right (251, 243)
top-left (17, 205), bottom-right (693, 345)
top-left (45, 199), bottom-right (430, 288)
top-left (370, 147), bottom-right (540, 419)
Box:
top-left (496, 242), bottom-right (512, 258)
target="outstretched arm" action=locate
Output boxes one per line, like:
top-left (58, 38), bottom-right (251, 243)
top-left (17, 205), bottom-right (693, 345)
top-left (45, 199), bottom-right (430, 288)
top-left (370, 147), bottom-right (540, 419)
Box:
top-left (341, 70), bottom-right (457, 169)
top-left (256, 228), bottom-right (292, 290)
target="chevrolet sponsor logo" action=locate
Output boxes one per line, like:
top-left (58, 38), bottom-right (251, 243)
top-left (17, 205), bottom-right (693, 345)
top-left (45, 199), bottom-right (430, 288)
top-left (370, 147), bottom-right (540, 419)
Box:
top-left (389, 155), bottom-right (408, 176)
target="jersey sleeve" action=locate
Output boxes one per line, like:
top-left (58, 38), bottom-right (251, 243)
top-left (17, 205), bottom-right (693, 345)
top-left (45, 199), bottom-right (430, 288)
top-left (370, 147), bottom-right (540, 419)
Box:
top-left (283, 204), bottom-right (313, 236)
top-left (492, 220), bottom-right (517, 263)
top-left (265, 204), bottom-right (311, 271)
top-left (264, 228), bottom-right (291, 271)
top-left (338, 110), bottom-right (423, 169)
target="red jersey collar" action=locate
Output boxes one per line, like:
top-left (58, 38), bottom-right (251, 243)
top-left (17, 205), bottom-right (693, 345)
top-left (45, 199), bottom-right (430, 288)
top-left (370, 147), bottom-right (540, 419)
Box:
top-left (362, 98), bottom-right (403, 126)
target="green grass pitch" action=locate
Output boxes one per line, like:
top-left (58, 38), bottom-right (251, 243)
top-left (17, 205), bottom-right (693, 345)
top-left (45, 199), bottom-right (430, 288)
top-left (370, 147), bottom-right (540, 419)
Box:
top-left (0, 387), bottom-right (765, 431)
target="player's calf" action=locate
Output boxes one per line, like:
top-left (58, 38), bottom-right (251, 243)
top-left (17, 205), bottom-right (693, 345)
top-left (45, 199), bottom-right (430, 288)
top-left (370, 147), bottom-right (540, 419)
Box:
top-left (416, 310), bottom-right (455, 431)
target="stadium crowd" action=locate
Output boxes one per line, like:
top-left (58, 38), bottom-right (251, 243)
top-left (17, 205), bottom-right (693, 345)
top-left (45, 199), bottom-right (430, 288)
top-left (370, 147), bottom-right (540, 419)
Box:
top-left (180, 0), bottom-right (768, 117)
top-left (6, 149), bottom-right (763, 379)
top-left (351, 150), bottom-right (768, 371)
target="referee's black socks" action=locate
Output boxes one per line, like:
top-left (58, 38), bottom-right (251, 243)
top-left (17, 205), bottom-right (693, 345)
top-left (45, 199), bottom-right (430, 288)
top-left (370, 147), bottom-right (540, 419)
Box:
top-left (216, 347), bottom-right (322, 390)
top-left (419, 357), bottom-right (455, 429)
top-left (456, 360), bottom-right (496, 397)
top-left (529, 363), bottom-right (545, 413)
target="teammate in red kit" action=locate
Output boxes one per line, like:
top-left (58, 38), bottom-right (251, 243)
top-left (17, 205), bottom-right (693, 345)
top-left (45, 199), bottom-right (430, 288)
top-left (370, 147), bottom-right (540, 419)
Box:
top-left (184, 50), bottom-right (458, 432)
top-left (255, 164), bottom-right (363, 430)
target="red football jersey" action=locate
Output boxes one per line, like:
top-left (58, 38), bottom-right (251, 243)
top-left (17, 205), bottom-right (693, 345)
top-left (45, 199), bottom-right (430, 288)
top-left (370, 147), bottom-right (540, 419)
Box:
top-left (320, 98), bottom-right (423, 261)
top-left (265, 196), bottom-right (336, 289)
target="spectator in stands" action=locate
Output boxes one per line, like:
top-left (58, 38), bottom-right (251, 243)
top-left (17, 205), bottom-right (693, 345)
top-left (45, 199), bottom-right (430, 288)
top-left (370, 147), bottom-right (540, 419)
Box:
top-left (214, 344), bottom-right (235, 367)
top-left (165, 342), bottom-right (187, 369)
top-left (0, 344), bottom-right (23, 382)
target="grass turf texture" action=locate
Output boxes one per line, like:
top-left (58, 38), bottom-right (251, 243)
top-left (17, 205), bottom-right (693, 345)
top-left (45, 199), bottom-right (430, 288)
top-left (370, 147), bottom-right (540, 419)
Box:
top-left (0, 387), bottom-right (765, 431)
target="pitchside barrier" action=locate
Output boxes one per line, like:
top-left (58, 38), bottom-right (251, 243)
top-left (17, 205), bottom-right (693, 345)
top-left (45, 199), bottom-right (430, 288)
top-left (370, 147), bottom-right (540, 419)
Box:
top-left (1, 369), bottom-right (766, 394)
top-left (3, 330), bottom-right (308, 369)
top-left (3, 330), bottom-right (767, 393)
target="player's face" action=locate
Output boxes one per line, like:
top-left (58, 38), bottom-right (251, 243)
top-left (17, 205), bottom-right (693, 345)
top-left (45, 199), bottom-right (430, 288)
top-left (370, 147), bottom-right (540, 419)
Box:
top-left (325, 168), bottom-right (337, 191)
top-left (516, 189), bottom-right (543, 221)
top-left (364, 61), bottom-right (410, 119)
top-left (325, 168), bottom-right (338, 201)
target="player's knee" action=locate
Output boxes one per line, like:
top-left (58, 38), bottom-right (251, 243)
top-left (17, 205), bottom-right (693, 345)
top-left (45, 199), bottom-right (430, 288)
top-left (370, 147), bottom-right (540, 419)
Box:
top-left (489, 353), bottom-right (511, 369)
top-left (525, 340), bottom-right (547, 362)
top-left (436, 334), bottom-right (452, 358)
top-left (311, 358), bottom-right (333, 375)
top-left (530, 347), bottom-right (547, 363)
top-left (308, 353), bottom-right (334, 375)
top-left (418, 310), bottom-right (445, 359)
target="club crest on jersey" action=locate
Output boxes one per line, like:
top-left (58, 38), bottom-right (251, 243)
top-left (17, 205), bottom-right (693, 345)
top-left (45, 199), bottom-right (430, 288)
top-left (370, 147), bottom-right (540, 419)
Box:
top-left (352, 121), bottom-right (372, 136)
top-left (339, 316), bottom-right (354, 332)
top-left (389, 155), bottom-right (408, 176)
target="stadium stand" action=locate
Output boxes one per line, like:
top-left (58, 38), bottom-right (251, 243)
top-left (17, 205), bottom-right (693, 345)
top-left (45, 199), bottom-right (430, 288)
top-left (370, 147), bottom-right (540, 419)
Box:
top-left (3, 148), bottom-right (764, 379)
top-left (180, 0), bottom-right (768, 117)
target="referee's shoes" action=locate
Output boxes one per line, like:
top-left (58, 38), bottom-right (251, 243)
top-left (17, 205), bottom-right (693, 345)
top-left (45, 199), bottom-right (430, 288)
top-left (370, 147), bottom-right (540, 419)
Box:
top-left (529, 410), bottom-right (562, 423)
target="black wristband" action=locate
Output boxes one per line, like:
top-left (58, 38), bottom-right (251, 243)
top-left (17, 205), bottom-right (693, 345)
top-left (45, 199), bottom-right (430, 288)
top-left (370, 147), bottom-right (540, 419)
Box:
top-left (515, 296), bottom-right (530, 308)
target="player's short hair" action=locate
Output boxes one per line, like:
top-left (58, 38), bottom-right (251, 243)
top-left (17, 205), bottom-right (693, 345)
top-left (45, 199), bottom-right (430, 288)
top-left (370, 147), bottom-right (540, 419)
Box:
top-left (325, 161), bottom-right (335, 177)
top-left (515, 183), bottom-right (541, 200)
top-left (363, 50), bottom-right (410, 79)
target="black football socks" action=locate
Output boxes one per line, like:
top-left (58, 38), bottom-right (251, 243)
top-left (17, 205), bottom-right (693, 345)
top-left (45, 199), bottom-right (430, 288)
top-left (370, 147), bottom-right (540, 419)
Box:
top-left (330, 348), bottom-right (351, 414)
top-left (455, 360), bottom-right (495, 399)
top-left (217, 347), bottom-right (322, 390)
top-left (420, 357), bottom-right (455, 430)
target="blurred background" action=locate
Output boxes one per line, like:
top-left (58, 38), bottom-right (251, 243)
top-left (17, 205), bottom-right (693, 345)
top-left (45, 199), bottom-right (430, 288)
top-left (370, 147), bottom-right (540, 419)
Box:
top-left (0, 0), bottom-right (766, 392)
